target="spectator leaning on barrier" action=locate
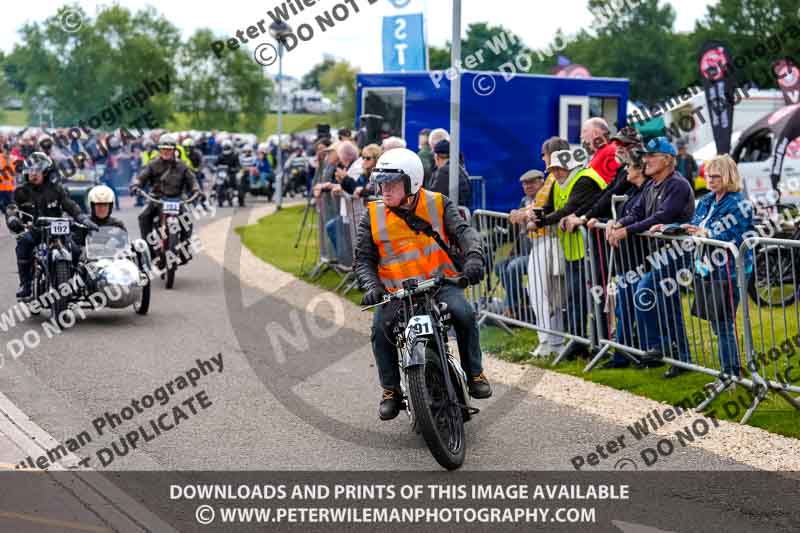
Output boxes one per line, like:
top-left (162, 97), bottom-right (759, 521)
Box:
top-left (593, 153), bottom-right (652, 369)
top-left (497, 169), bottom-right (544, 322)
top-left (563, 126), bottom-right (643, 232)
top-left (609, 136), bottom-right (695, 379)
top-left (531, 147), bottom-right (607, 359)
top-left (582, 117), bottom-right (619, 185)
top-left (312, 142), bottom-right (340, 198)
top-left (353, 143), bottom-right (381, 199)
top-left (429, 140), bottom-right (471, 208)
top-left (322, 141), bottom-right (359, 257)
top-left (653, 155), bottom-right (754, 388)
top-left (526, 137), bottom-right (570, 357)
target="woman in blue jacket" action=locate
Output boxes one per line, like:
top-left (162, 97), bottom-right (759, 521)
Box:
top-left (670, 155), bottom-right (753, 388)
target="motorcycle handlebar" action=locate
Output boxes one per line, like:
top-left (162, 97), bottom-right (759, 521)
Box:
top-left (136, 190), bottom-right (201, 205)
top-left (361, 276), bottom-right (467, 311)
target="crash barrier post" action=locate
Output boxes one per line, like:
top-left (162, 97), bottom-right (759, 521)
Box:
top-left (309, 190), bottom-right (347, 280)
top-left (468, 176), bottom-right (486, 212)
top-left (738, 236), bottom-right (800, 422)
top-left (581, 223), bottom-right (787, 423)
top-left (468, 210), bottom-right (596, 362)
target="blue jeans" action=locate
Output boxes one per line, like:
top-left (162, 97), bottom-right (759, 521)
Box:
top-left (494, 255), bottom-right (528, 310)
top-left (371, 284), bottom-right (482, 389)
top-left (325, 217), bottom-right (339, 255)
top-left (564, 259), bottom-right (588, 338)
top-left (635, 266), bottom-right (690, 362)
top-left (611, 281), bottom-right (637, 363)
top-left (711, 289), bottom-right (741, 378)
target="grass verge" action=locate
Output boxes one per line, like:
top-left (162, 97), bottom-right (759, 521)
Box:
top-left (237, 205), bottom-right (800, 439)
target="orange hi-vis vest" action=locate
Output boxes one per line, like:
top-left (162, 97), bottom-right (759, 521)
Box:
top-left (0, 155), bottom-right (14, 192)
top-left (368, 189), bottom-right (459, 292)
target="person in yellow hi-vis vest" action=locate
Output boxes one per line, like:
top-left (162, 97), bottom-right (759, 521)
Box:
top-left (353, 148), bottom-right (491, 421)
top-left (528, 147), bottom-right (606, 360)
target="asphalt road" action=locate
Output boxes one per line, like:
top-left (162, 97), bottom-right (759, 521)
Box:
top-left (0, 197), bottom-right (795, 532)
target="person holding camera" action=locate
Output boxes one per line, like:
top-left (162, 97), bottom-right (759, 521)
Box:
top-left (528, 142), bottom-right (607, 360)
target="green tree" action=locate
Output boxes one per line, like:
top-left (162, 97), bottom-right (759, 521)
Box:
top-left (300, 56), bottom-right (337, 90)
top-left (5, 4), bottom-right (179, 128)
top-left (319, 60), bottom-right (359, 125)
top-left (690, 0), bottom-right (800, 90)
top-left (175, 29), bottom-right (272, 135)
top-left (560, 0), bottom-right (688, 104)
top-left (427, 23), bottom-right (532, 73)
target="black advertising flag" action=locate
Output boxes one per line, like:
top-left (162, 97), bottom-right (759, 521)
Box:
top-left (698, 41), bottom-right (737, 155)
top-left (773, 57), bottom-right (800, 105)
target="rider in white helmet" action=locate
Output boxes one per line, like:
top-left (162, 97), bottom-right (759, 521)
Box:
top-left (352, 147), bottom-right (491, 420)
top-left (87, 185), bottom-right (126, 230)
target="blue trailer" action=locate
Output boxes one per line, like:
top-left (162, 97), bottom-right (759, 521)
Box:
top-left (355, 71), bottom-right (630, 212)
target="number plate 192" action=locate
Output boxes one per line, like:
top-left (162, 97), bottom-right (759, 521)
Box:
top-left (50, 221), bottom-right (69, 235)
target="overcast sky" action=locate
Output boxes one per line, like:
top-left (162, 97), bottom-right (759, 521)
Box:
top-left (1, 0), bottom-right (715, 79)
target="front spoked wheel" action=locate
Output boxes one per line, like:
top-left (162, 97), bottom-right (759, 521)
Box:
top-left (407, 344), bottom-right (465, 470)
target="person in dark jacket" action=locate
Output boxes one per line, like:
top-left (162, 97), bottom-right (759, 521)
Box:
top-left (428, 140), bottom-right (471, 207)
top-left (607, 137), bottom-right (695, 378)
top-left (130, 134), bottom-right (199, 262)
top-left (5, 152), bottom-right (98, 298)
top-left (588, 155), bottom-right (651, 369)
top-left (354, 148), bottom-right (490, 420)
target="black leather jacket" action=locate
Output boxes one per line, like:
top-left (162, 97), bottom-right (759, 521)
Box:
top-left (354, 191), bottom-right (482, 292)
top-left (6, 179), bottom-right (82, 232)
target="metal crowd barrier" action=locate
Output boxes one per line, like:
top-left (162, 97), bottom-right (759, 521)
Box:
top-left (579, 221), bottom-right (800, 423)
top-left (468, 210), bottom-right (597, 362)
top-left (309, 190), bottom-right (351, 280)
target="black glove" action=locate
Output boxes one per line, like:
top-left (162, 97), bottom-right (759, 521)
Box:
top-left (129, 184), bottom-right (141, 195)
top-left (361, 285), bottom-right (387, 306)
top-left (463, 254), bottom-right (485, 285)
top-left (6, 217), bottom-right (23, 233)
top-left (78, 215), bottom-right (100, 232)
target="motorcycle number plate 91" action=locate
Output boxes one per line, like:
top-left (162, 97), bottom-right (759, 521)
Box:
top-left (162, 201), bottom-right (181, 215)
top-left (405, 315), bottom-right (433, 340)
top-left (50, 221), bottom-right (70, 235)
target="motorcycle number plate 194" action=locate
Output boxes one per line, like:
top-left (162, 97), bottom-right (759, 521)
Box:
top-left (162, 201), bottom-right (181, 215)
top-left (405, 315), bottom-right (433, 341)
top-left (50, 221), bottom-right (70, 235)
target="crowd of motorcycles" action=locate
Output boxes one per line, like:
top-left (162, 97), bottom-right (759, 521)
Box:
top-left (7, 144), bottom-right (315, 331)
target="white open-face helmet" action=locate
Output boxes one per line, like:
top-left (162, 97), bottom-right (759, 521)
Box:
top-left (88, 185), bottom-right (116, 217)
top-left (373, 148), bottom-right (424, 197)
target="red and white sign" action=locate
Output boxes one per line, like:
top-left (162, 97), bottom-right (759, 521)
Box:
top-left (700, 47), bottom-right (728, 81)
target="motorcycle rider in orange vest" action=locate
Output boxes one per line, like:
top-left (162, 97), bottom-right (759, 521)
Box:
top-left (353, 148), bottom-right (492, 420)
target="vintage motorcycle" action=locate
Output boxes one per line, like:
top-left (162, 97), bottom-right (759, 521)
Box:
top-left (15, 211), bottom-right (149, 327)
top-left (363, 275), bottom-right (476, 470)
top-left (209, 164), bottom-right (239, 207)
top-left (136, 190), bottom-right (199, 289)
